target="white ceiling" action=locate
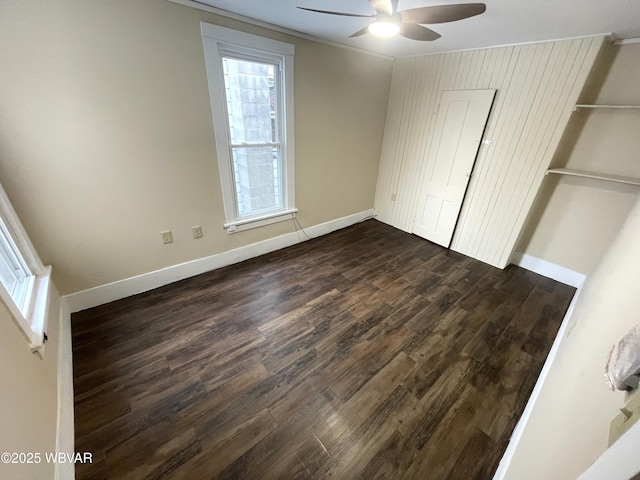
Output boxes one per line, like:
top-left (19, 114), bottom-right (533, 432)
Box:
top-left (191, 0), bottom-right (640, 57)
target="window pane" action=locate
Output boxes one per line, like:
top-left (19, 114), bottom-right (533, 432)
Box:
top-left (222, 57), bottom-right (277, 144)
top-left (232, 146), bottom-right (282, 216)
top-left (0, 217), bottom-right (33, 313)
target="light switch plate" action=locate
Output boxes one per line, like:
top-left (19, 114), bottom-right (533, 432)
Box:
top-left (609, 390), bottom-right (640, 446)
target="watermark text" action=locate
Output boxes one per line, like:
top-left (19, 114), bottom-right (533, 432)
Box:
top-left (1, 452), bottom-right (93, 464)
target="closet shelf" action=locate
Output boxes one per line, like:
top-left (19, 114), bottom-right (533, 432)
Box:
top-left (574, 104), bottom-right (640, 111)
top-left (546, 168), bottom-right (640, 186)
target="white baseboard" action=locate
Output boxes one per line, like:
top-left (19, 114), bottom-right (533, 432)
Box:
top-left (510, 253), bottom-right (586, 288)
top-left (55, 298), bottom-right (75, 480)
top-left (63, 209), bottom-right (376, 313)
top-left (492, 275), bottom-right (585, 480)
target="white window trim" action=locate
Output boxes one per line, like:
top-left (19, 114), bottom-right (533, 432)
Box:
top-left (0, 182), bottom-right (51, 355)
top-left (201, 22), bottom-right (295, 234)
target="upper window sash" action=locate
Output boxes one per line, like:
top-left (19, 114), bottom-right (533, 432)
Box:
top-left (219, 50), bottom-right (284, 149)
top-left (0, 217), bottom-right (34, 312)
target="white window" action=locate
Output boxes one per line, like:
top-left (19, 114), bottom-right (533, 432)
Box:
top-left (0, 182), bottom-right (51, 353)
top-left (201, 23), bottom-right (296, 233)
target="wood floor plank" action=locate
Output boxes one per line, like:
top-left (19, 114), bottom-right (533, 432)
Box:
top-left (72, 219), bottom-right (575, 479)
top-left (329, 324), bottom-right (416, 402)
top-left (107, 426), bottom-right (201, 479)
top-left (294, 433), bottom-right (330, 476)
top-left (400, 386), bottom-right (480, 480)
top-left (217, 390), bottom-right (341, 480)
top-left (315, 385), bottom-right (415, 479)
top-left (399, 357), bottom-right (477, 451)
top-left (316, 352), bottom-right (417, 452)
top-left (179, 408), bottom-right (278, 478)
top-left (521, 303), bottom-right (564, 361)
top-left (444, 428), bottom-right (494, 480)
top-left (354, 429), bottom-right (418, 480)
top-left (404, 324), bottom-right (474, 400)
top-left (464, 304), bottom-right (515, 362)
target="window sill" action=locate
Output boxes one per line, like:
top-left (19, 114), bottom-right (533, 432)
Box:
top-left (224, 209), bottom-right (298, 234)
top-left (1, 265), bottom-right (52, 356)
top-left (28, 266), bottom-right (52, 356)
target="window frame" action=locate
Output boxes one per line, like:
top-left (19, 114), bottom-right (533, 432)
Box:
top-left (0, 182), bottom-right (51, 354)
top-left (201, 23), bottom-right (296, 234)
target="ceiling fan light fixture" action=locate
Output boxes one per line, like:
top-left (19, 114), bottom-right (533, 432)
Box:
top-left (368, 20), bottom-right (400, 37)
top-left (300, 2), bottom-right (486, 42)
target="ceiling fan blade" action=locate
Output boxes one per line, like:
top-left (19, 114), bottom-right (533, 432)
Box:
top-left (296, 7), bottom-right (375, 18)
top-left (369, 0), bottom-right (393, 15)
top-left (399, 24), bottom-right (441, 41)
top-left (349, 26), bottom-right (371, 37)
top-left (401, 3), bottom-right (486, 24)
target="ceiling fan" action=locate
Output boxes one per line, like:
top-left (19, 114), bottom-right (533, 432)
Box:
top-left (297, 1), bottom-right (486, 41)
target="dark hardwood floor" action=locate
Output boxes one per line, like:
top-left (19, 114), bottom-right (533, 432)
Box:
top-left (72, 219), bottom-right (575, 479)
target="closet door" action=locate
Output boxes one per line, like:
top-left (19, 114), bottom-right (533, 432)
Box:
top-left (413, 89), bottom-right (495, 247)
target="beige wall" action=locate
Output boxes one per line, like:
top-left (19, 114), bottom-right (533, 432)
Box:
top-left (504, 193), bottom-right (640, 479)
top-left (517, 43), bottom-right (640, 275)
top-left (0, 0), bottom-right (392, 295)
top-left (0, 287), bottom-right (61, 480)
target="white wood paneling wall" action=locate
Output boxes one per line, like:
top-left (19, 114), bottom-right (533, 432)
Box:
top-left (374, 36), bottom-right (605, 268)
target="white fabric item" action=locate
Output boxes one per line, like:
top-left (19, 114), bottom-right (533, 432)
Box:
top-left (606, 323), bottom-right (640, 391)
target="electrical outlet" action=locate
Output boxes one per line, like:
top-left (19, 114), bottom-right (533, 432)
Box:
top-left (161, 230), bottom-right (173, 244)
top-left (192, 225), bottom-right (203, 239)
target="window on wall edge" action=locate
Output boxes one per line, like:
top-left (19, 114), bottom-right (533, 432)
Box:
top-left (201, 22), bottom-right (296, 234)
top-left (0, 183), bottom-right (52, 355)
